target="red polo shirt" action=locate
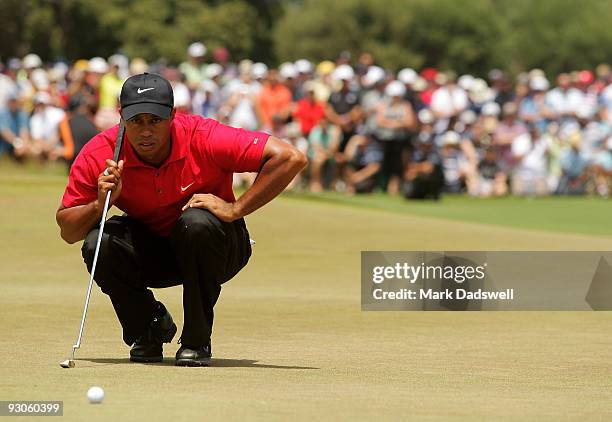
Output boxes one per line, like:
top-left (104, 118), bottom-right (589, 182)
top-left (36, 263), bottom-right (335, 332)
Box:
top-left (61, 113), bottom-right (269, 236)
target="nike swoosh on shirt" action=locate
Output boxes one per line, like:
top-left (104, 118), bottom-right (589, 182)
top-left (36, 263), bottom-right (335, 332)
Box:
top-left (181, 182), bottom-right (195, 192)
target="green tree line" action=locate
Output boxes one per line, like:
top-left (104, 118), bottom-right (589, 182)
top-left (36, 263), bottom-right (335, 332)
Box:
top-left (2, 0), bottom-right (612, 76)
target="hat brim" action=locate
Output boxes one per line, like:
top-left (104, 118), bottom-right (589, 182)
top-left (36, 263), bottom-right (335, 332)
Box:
top-left (121, 102), bottom-right (172, 121)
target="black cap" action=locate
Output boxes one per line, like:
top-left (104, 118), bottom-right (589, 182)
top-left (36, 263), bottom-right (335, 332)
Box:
top-left (120, 73), bottom-right (174, 120)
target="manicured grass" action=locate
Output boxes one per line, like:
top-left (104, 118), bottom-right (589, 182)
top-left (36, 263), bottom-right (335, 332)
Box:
top-left (287, 191), bottom-right (612, 237)
top-left (2, 165), bottom-right (612, 420)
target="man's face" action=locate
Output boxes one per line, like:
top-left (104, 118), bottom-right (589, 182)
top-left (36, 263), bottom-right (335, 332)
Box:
top-left (557, 73), bottom-right (570, 89)
top-left (123, 110), bottom-right (175, 165)
top-left (268, 70), bottom-right (279, 85)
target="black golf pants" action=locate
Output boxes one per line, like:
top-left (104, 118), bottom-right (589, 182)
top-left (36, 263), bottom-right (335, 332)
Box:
top-left (81, 208), bottom-right (252, 347)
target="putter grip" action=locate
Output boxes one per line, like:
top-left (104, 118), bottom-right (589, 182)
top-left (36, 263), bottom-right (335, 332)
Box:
top-left (113, 121), bottom-right (125, 163)
top-left (104, 122), bottom-right (125, 176)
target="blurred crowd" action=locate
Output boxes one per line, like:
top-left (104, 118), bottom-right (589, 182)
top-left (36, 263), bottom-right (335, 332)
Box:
top-left (2, 44), bottom-right (612, 198)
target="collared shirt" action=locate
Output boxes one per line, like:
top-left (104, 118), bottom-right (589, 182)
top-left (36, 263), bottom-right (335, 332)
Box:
top-left (61, 113), bottom-right (269, 235)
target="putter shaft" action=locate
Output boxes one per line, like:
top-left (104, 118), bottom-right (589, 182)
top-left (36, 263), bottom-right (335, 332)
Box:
top-left (60, 190), bottom-right (112, 368)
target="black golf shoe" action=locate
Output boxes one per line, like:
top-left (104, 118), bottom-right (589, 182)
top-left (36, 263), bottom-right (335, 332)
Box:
top-left (130, 303), bottom-right (177, 363)
top-left (175, 342), bottom-right (212, 367)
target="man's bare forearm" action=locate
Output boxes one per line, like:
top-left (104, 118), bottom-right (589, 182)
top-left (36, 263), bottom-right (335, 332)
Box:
top-left (56, 201), bottom-right (103, 244)
top-left (233, 138), bottom-right (307, 219)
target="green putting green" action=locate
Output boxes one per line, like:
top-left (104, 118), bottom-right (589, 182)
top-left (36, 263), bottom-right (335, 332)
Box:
top-left (1, 165), bottom-right (612, 421)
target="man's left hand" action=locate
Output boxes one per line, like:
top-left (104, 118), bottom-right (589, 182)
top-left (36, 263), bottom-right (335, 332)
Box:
top-left (182, 193), bottom-right (239, 222)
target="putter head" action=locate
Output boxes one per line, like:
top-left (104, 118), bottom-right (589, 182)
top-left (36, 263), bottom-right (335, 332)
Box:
top-left (59, 359), bottom-right (75, 368)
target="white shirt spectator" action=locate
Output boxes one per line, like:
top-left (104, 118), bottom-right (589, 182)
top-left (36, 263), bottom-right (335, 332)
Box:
top-left (30, 105), bottom-right (65, 145)
top-left (545, 87), bottom-right (584, 118)
top-left (512, 132), bottom-right (549, 177)
top-left (0, 74), bottom-right (18, 110)
top-left (228, 82), bottom-right (259, 131)
top-left (581, 121), bottom-right (610, 162)
top-left (431, 85), bottom-right (469, 119)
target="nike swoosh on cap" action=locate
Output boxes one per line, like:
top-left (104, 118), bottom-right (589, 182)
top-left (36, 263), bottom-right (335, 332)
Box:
top-left (137, 87), bottom-right (155, 94)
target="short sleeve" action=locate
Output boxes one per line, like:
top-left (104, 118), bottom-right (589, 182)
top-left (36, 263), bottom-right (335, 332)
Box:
top-left (204, 121), bottom-right (270, 173)
top-left (61, 152), bottom-right (99, 208)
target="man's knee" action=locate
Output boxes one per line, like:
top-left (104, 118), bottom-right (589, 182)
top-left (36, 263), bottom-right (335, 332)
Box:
top-left (82, 229), bottom-right (100, 269)
top-left (81, 229), bottom-right (114, 289)
top-left (173, 208), bottom-right (225, 243)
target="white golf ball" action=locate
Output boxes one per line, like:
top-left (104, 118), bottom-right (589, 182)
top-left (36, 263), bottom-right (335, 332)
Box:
top-left (87, 386), bottom-right (104, 404)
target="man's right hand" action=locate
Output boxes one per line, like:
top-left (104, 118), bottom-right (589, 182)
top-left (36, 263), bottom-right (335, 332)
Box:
top-left (98, 159), bottom-right (124, 207)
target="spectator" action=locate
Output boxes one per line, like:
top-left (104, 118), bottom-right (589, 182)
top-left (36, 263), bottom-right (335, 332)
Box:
top-left (58, 94), bottom-right (99, 168)
top-left (343, 134), bottom-right (382, 195)
top-left (518, 75), bottom-right (552, 132)
top-left (256, 68), bottom-right (292, 132)
top-left (494, 102), bottom-right (527, 175)
top-left (326, 64), bottom-right (362, 152)
top-left (557, 132), bottom-right (588, 195)
top-left (489, 69), bottom-right (514, 106)
top-left (226, 68), bottom-right (260, 131)
top-left (511, 124), bottom-right (550, 196)
top-left (419, 67), bottom-right (438, 106)
top-left (356, 52), bottom-right (374, 77)
top-left (0, 94), bottom-right (30, 159)
top-left (179, 42), bottom-right (207, 91)
top-left (430, 71), bottom-right (469, 133)
top-left (292, 81), bottom-right (325, 136)
top-left (546, 73), bottom-right (583, 122)
top-left (163, 67), bottom-right (191, 114)
top-left (374, 80), bottom-right (417, 194)
top-left (404, 136), bottom-right (444, 200)
top-left (192, 79), bottom-right (221, 119)
top-left (96, 56), bottom-right (123, 130)
top-left (295, 59), bottom-right (314, 100)
top-left (0, 63), bottom-right (18, 110)
top-left (29, 92), bottom-right (66, 161)
top-left (360, 65), bottom-right (387, 136)
top-left (279, 62), bottom-right (299, 100)
top-left (398, 68), bottom-right (423, 112)
top-left (469, 78), bottom-right (495, 114)
top-left (308, 115), bottom-right (341, 192)
top-left (439, 131), bottom-right (471, 193)
top-left (475, 147), bottom-right (507, 197)
top-left (415, 109), bottom-right (436, 145)
top-left (589, 136), bottom-right (612, 196)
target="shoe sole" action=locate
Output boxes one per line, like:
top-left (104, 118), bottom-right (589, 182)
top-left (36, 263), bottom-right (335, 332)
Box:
top-left (130, 356), bottom-right (163, 363)
top-left (175, 358), bottom-right (211, 367)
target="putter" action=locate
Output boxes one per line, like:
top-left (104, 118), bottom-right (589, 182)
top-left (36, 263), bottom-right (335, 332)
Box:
top-left (60, 122), bottom-right (125, 369)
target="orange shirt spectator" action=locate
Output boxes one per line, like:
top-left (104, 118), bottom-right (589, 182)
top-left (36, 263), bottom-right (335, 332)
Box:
top-left (257, 70), bottom-right (292, 129)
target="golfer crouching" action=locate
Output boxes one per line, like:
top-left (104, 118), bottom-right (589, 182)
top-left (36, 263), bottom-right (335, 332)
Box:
top-left (56, 73), bottom-right (306, 366)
